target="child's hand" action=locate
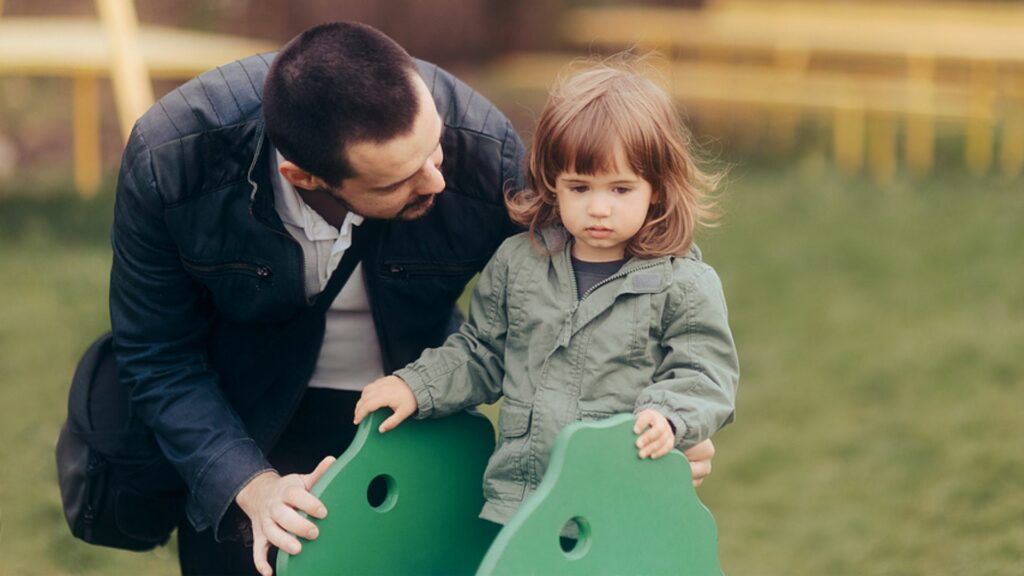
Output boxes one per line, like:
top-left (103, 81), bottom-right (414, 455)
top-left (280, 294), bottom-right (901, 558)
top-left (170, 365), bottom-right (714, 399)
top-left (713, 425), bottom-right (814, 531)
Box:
top-left (633, 409), bottom-right (675, 459)
top-left (354, 375), bottom-right (417, 433)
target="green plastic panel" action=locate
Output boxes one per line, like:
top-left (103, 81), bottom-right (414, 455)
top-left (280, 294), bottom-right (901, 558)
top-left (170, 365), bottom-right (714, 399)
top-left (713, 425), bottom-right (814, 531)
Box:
top-left (476, 414), bottom-right (723, 576)
top-left (277, 410), bottom-right (500, 576)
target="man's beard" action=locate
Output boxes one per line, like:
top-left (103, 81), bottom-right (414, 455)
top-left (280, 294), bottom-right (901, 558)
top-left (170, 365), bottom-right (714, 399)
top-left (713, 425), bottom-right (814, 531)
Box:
top-left (316, 187), bottom-right (437, 221)
top-left (395, 193), bottom-right (437, 220)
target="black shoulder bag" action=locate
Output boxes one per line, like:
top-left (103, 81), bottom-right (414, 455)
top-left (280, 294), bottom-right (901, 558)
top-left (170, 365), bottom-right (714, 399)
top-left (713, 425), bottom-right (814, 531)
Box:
top-left (56, 225), bottom-right (373, 550)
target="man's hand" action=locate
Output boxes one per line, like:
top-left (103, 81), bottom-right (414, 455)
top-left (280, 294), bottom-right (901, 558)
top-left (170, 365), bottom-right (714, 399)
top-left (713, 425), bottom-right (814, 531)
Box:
top-left (634, 409), bottom-right (675, 459)
top-left (353, 375), bottom-right (417, 433)
top-left (684, 438), bottom-right (715, 487)
top-left (235, 456), bottom-right (334, 576)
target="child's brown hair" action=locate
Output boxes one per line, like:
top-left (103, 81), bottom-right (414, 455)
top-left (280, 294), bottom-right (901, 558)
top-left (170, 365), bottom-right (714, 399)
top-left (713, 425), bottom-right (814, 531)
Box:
top-left (506, 60), bottom-right (720, 257)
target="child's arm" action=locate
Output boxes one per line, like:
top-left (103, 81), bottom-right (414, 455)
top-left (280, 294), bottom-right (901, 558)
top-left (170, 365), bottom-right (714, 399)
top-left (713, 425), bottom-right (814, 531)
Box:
top-left (353, 375), bottom-right (417, 433)
top-left (635, 266), bottom-right (740, 451)
top-left (387, 239), bottom-right (516, 420)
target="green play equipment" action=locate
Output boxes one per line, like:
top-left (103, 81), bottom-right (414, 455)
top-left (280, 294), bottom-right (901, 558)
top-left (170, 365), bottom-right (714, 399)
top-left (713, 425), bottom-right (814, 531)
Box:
top-left (277, 411), bottom-right (722, 576)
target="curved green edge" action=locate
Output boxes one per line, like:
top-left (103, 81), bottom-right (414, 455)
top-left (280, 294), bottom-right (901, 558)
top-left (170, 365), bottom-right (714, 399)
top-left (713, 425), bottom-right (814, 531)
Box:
top-left (276, 410), bottom-right (501, 576)
top-left (476, 414), bottom-right (723, 575)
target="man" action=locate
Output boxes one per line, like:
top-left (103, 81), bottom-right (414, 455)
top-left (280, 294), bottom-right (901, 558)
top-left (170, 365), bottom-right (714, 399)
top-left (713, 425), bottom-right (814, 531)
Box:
top-left (109, 22), bottom-right (715, 575)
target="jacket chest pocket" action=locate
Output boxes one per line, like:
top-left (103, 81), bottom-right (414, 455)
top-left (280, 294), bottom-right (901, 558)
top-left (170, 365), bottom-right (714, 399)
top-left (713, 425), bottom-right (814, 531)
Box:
top-left (182, 258), bottom-right (290, 323)
top-left (378, 260), bottom-right (482, 301)
top-left (575, 294), bottom-right (654, 407)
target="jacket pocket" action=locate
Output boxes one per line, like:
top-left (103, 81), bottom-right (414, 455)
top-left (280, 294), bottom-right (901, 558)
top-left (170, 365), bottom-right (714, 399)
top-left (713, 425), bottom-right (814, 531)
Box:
top-left (484, 398), bottom-right (532, 502)
top-left (180, 258), bottom-right (282, 322)
top-left (578, 409), bottom-right (618, 423)
top-left (380, 260), bottom-right (483, 279)
top-left (181, 258), bottom-right (273, 280)
top-left (498, 397), bottom-right (532, 439)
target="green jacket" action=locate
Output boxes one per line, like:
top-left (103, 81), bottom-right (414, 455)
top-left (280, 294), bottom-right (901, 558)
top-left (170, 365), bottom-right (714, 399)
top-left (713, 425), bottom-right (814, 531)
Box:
top-left (395, 227), bottom-right (739, 523)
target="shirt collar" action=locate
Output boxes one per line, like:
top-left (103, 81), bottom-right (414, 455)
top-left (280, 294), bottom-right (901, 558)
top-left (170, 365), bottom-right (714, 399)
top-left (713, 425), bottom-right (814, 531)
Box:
top-left (272, 150), bottom-right (364, 240)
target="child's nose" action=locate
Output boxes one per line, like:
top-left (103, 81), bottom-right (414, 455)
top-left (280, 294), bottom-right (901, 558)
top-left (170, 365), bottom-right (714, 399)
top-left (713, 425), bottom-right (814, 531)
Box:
top-left (588, 197), bottom-right (612, 217)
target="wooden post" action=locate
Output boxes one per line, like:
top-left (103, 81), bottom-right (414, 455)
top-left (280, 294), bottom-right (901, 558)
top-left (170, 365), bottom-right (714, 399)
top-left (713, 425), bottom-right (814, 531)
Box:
top-left (72, 74), bottom-right (101, 197)
top-left (1000, 75), bottom-right (1024, 179)
top-left (834, 96), bottom-right (865, 175)
top-left (95, 0), bottom-right (153, 142)
top-left (769, 48), bottom-right (810, 152)
top-left (905, 55), bottom-right (935, 177)
top-left (868, 113), bottom-right (898, 186)
top-left (966, 60), bottom-right (996, 177)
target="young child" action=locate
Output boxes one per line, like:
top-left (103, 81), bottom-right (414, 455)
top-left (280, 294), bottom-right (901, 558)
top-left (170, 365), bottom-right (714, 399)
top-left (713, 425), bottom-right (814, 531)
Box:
top-left (354, 62), bottom-right (739, 525)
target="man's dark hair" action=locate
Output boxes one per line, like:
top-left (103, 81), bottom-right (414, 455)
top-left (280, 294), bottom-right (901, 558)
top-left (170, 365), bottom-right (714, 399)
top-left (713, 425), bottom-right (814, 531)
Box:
top-left (263, 22), bottom-right (420, 186)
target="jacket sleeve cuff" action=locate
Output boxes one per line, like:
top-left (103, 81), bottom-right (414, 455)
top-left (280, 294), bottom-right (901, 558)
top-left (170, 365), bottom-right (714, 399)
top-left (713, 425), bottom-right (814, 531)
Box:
top-left (394, 366), bottom-right (435, 420)
top-left (184, 437), bottom-right (273, 541)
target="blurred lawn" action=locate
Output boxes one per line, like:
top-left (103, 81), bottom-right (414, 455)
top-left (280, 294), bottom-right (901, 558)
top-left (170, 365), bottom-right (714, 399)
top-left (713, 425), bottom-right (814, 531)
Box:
top-left (1, 162), bottom-right (1021, 575)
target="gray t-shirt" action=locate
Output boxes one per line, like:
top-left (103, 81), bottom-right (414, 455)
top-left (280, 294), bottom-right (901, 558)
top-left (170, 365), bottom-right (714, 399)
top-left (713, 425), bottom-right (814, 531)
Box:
top-left (571, 256), bottom-right (628, 300)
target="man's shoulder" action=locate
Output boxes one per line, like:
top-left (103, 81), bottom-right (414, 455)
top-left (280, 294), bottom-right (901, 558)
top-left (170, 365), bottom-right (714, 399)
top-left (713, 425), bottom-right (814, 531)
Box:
top-left (420, 59), bottom-right (525, 207)
top-left (134, 53), bottom-right (273, 151)
top-left (416, 60), bottom-right (512, 143)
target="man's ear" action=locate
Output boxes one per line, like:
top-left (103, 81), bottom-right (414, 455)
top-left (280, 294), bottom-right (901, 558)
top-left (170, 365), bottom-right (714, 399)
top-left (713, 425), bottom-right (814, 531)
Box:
top-left (279, 160), bottom-right (327, 191)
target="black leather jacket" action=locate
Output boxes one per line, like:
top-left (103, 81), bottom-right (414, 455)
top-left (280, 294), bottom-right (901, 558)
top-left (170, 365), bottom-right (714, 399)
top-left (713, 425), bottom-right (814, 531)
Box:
top-left (108, 53), bottom-right (524, 536)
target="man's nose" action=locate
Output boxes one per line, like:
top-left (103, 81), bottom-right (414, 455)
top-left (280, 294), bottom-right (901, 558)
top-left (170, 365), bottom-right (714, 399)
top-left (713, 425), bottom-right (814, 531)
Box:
top-left (417, 166), bottom-right (444, 195)
top-left (416, 154), bottom-right (445, 195)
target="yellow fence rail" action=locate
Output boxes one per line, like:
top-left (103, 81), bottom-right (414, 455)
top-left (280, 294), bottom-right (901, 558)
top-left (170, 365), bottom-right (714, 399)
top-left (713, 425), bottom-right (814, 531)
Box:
top-left (0, 1), bottom-right (277, 196)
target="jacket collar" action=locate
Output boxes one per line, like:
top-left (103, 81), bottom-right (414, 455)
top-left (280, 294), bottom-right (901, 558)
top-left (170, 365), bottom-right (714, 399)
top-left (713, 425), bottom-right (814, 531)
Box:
top-left (539, 225), bottom-right (704, 347)
top-left (246, 120), bottom-right (280, 225)
top-left (540, 225), bottom-right (698, 296)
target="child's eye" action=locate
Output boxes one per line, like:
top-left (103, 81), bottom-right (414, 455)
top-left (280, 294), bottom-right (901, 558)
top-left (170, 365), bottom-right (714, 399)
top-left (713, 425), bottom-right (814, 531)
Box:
top-left (570, 185), bottom-right (589, 194)
top-left (613, 187), bottom-right (632, 194)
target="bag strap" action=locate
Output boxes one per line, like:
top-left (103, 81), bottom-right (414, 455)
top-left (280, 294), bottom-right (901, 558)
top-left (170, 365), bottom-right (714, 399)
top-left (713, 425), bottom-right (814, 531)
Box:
top-left (311, 219), bottom-right (379, 314)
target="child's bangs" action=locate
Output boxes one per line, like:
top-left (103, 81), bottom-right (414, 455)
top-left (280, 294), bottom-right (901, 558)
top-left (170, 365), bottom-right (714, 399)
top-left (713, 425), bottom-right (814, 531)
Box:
top-left (566, 98), bottom-right (661, 182)
top-left (549, 99), bottom-right (636, 183)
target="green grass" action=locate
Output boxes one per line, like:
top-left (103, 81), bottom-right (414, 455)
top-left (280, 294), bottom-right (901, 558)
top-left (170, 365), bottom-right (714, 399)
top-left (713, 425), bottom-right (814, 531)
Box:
top-left (0, 187), bottom-right (178, 575)
top-left (1, 163), bottom-right (1022, 575)
top-left (699, 159), bottom-right (1024, 575)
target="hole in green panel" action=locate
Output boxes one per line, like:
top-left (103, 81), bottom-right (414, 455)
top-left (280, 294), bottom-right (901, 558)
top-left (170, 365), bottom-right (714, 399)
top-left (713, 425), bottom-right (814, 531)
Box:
top-left (559, 516), bottom-right (592, 560)
top-left (367, 474), bottom-right (397, 512)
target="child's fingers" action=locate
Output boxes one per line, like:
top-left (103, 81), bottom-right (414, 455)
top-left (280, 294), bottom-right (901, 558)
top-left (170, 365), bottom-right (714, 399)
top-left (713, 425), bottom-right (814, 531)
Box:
top-left (649, 435), bottom-right (674, 459)
top-left (641, 438), bottom-right (671, 459)
top-left (378, 404), bottom-right (415, 433)
top-left (632, 411), bottom-right (656, 435)
top-left (354, 393), bottom-right (390, 425)
top-left (353, 397), bottom-right (373, 424)
top-left (637, 424), bottom-right (674, 458)
top-left (636, 427), bottom-right (661, 456)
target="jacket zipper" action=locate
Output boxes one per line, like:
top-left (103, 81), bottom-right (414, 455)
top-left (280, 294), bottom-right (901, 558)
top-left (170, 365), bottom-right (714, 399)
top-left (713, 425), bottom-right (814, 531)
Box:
top-left (245, 126), bottom-right (310, 304)
top-left (533, 257), bottom-right (665, 488)
top-left (382, 261), bottom-right (481, 278)
top-left (540, 256), bottom-right (663, 389)
top-left (243, 125), bottom-right (320, 454)
top-left (182, 259), bottom-right (272, 279)
top-left (560, 258), bottom-right (663, 347)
